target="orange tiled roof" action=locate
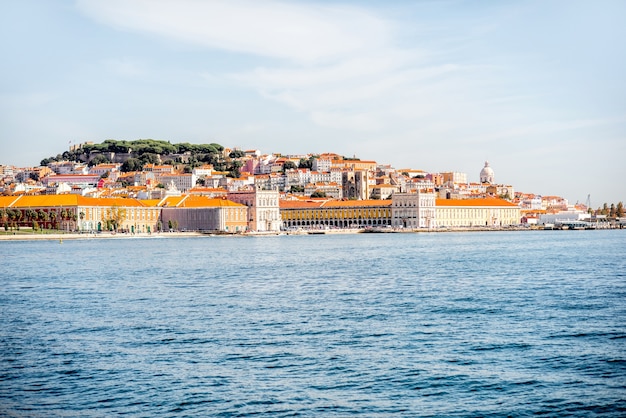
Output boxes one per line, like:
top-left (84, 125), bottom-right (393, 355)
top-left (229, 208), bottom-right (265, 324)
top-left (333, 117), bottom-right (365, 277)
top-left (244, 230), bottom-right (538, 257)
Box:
top-left (179, 195), bottom-right (245, 208)
top-left (11, 194), bottom-right (82, 207)
top-left (79, 196), bottom-right (149, 207)
top-left (159, 196), bottom-right (186, 207)
top-left (4, 194), bottom-right (151, 208)
top-left (140, 199), bottom-right (162, 207)
top-left (0, 196), bottom-right (20, 207)
top-left (160, 195), bottom-right (245, 208)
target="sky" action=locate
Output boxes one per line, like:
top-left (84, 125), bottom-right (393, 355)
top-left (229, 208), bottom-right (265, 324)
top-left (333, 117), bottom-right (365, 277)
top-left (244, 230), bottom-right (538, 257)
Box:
top-left (1, 0), bottom-right (625, 206)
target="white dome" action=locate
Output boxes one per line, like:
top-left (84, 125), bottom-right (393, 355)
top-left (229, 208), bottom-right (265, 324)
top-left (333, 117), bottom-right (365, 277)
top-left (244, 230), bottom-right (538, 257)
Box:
top-left (480, 161), bottom-right (494, 184)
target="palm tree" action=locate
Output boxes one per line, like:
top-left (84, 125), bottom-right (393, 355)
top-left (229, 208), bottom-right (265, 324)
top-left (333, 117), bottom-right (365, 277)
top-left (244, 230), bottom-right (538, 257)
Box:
top-left (7, 209), bottom-right (17, 231)
top-left (26, 209), bottom-right (37, 222)
top-left (49, 211), bottom-right (58, 229)
top-left (26, 209), bottom-right (37, 230)
top-left (1, 208), bottom-right (8, 231)
top-left (38, 210), bottom-right (49, 229)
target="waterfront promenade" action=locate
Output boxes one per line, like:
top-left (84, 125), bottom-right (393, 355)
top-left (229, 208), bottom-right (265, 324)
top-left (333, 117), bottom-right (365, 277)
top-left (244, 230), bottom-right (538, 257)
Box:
top-left (2, 224), bottom-right (621, 241)
top-left (0, 231), bottom-right (206, 241)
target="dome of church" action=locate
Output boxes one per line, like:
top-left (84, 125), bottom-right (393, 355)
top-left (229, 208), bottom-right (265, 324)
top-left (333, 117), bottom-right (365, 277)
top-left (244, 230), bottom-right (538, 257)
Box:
top-left (480, 161), bottom-right (494, 184)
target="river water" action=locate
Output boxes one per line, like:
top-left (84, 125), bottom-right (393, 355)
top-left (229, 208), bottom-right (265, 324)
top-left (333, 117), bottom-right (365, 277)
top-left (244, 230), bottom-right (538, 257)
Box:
top-left (1, 230), bottom-right (625, 416)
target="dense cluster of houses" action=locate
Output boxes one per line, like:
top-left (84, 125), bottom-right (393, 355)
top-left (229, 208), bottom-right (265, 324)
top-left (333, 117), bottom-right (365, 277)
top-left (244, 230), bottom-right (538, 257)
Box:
top-left (0, 149), bottom-right (587, 233)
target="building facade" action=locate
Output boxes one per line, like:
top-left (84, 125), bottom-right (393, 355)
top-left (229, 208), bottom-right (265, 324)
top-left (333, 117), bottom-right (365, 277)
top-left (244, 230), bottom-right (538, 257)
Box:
top-left (280, 199), bottom-right (392, 229)
top-left (159, 195), bottom-right (248, 232)
top-left (228, 188), bottom-right (281, 232)
top-left (0, 195), bottom-right (161, 233)
top-left (391, 191), bottom-right (437, 229)
top-left (435, 198), bottom-right (520, 227)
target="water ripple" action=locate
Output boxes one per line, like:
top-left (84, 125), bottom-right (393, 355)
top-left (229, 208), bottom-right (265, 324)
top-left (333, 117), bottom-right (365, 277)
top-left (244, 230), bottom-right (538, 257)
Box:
top-left (1, 231), bottom-right (625, 416)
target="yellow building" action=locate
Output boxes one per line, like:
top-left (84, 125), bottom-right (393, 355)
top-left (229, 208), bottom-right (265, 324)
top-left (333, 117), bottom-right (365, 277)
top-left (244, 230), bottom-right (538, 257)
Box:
top-left (280, 199), bottom-right (392, 229)
top-left (0, 195), bottom-right (161, 233)
top-left (435, 198), bottom-right (520, 227)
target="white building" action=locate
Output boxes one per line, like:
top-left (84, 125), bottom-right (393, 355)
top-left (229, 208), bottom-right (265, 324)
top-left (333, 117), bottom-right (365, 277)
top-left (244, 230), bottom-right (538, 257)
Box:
top-left (192, 165), bottom-right (213, 177)
top-left (89, 163), bottom-right (120, 177)
top-left (310, 171), bottom-right (331, 183)
top-left (304, 182), bottom-right (343, 199)
top-left (404, 178), bottom-right (436, 193)
top-left (157, 173), bottom-right (196, 192)
top-left (436, 198), bottom-right (520, 227)
top-left (391, 190), bottom-right (437, 229)
top-left (312, 157), bottom-right (332, 172)
top-left (539, 210), bottom-right (590, 225)
top-left (227, 188), bottom-right (282, 232)
top-left (285, 169), bottom-right (311, 188)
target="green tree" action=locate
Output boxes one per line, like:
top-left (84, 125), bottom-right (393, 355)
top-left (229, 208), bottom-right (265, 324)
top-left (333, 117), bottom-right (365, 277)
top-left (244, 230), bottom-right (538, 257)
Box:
top-left (38, 210), bottom-right (48, 226)
top-left (197, 144), bottom-right (217, 154)
top-left (283, 161), bottom-right (297, 171)
top-left (601, 203), bottom-right (609, 216)
top-left (176, 142), bottom-right (194, 153)
top-left (229, 150), bottom-right (245, 158)
top-left (49, 211), bottom-right (57, 229)
top-left (139, 153), bottom-right (160, 165)
top-left (298, 157), bottom-right (313, 169)
top-left (210, 143), bottom-right (224, 152)
top-left (88, 154), bottom-right (111, 166)
top-left (0, 209), bottom-right (8, 231)
top-left (6, 210), bottom-right (23, 230)
top-left (108, 207), bottom-right (127, 232)
top-left (25, 209), bottom-right (37, 223)
top-left (227, 160), bottom-right (243, 178)
top-left (121, 158), bottom-right (144, 172)
top-left (310, 191), bottom-right (327, 198)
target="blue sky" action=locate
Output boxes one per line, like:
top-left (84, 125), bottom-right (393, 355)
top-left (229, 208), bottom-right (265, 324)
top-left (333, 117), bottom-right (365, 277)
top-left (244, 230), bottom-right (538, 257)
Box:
top-left (1, 0), bottom-right (624, 206)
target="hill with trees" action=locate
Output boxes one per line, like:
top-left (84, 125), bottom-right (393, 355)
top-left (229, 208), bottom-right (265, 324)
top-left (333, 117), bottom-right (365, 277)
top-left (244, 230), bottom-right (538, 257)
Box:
top-left (40, 139), bottom-right (226, 172)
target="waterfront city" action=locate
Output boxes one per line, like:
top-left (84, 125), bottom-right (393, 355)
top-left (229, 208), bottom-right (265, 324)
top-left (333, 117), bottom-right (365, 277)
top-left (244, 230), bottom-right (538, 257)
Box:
top-left (0, 140), bottom-right (624, 237)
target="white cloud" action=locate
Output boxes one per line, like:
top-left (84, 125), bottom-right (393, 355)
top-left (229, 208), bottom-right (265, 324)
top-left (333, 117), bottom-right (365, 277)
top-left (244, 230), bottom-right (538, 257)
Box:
top-left (76, 0), bottom-right (390, 64)
top-left (76, 0), bottom-right (487, 133)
